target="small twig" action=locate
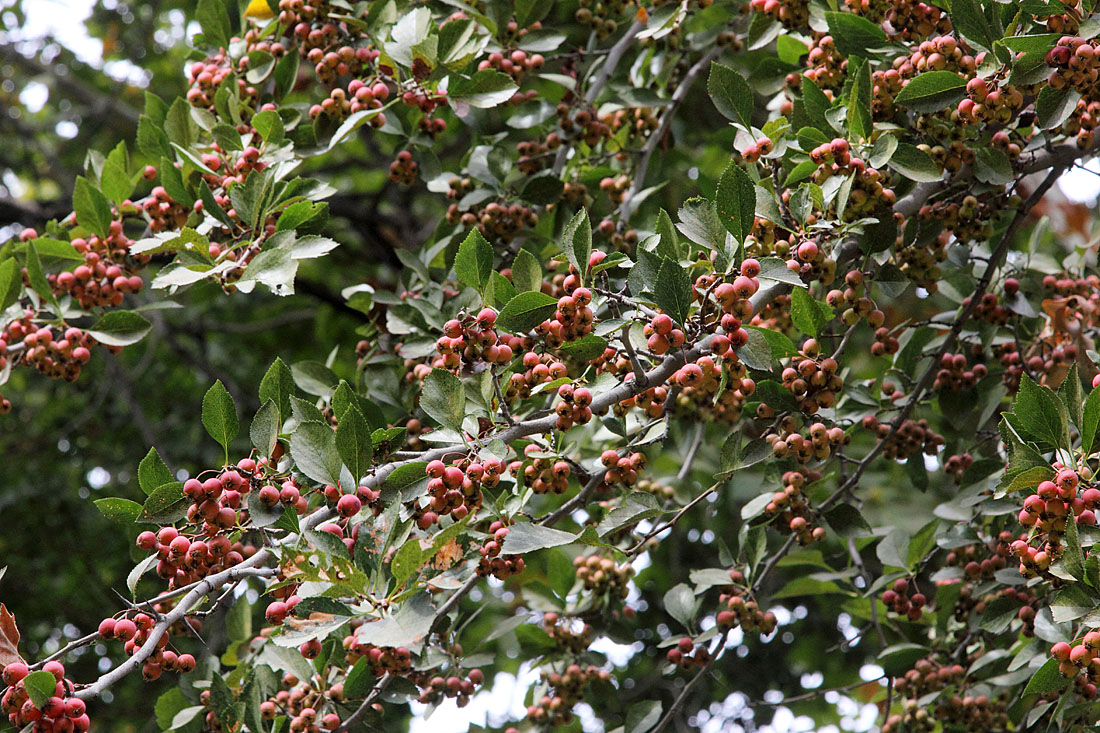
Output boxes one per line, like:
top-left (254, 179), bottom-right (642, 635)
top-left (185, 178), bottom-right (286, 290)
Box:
top-left (537, 471), bottom-right (605, 527)
top-left (626, 481), bottom-right (719, 556)
top-left (618, 48), bottom-right (721, 222)
top-left (676, 423), bottom-right (706, 481)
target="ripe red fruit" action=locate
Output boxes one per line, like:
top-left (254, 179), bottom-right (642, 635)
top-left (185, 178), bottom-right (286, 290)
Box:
top-left (336, 494), bottom-right (362, 517)
top-left (2, 661), bottom-right (29, 686)
top-left (176, 653), bottom-right (196, 673)
top-left (300, 638), bottom-right (322, 659)
top-left (64, 698), bottom-right (85, 718)
top-left (266, 601), bottom-right (289, 624)
top-left (98, 617), bottom-right (117, 639)
top-left (42, 660), bottom-right (65, 681)
top-left (114, 618), bottom-right (137, 641)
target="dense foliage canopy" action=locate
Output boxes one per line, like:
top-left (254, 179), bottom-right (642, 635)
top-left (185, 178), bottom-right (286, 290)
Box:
top-left (8, 0), bottom-right (1100, 730)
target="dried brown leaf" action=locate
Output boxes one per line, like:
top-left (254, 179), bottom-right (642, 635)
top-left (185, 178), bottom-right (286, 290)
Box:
top-left (0, 603), bottom-right (24, 666)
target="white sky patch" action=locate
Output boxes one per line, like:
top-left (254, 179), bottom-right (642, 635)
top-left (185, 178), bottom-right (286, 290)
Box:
top-left (1058, 159), bottom-right (1100, 203)
top-left (2, 0), bottom-right (150, 85)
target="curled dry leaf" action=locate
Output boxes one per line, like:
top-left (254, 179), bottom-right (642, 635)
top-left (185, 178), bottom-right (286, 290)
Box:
top-left (0, 603), bottom-right (24, 666)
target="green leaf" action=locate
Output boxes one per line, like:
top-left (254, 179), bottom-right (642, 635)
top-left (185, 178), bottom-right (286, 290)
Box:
top-left (824, 11), bottom-right (887, 57)
top-left (974, 148), bottom-right (1015, 186)
top-left (789, 286), bottom-right (834, 337)
top-left (250, 399), bottom-right (280, 457)
top-left (86, 310), bottom-right (153, 346)
top-left (336, 406), bottom-right (373, 483)
top-left (454, 229), bottom-right (494, 295)
top-left (1083, 384), bottom-right (1100, 455)
top-left (100, 159), bottom-right (133, 205)
top-left (561, 208), bottom-right (592, 282)
top-left (1058, 363), bottom-right (1083, 429)
top-left (95, 497), bottom-right (143, 524)
top-left (1023, 657), bottom-right (1071, 695)
top-left (654, 208), bottom-right (680, 260)
top-left (558, 335), bottom-right (609, 362)
top-left (757, 256), bottom-right (805, 287)
top-left (501, 523), bottom-right (576, 554)
top-left (139, 482), bottom-right (187, 523)
top-left (847, 58), bottom-right (873, 141)
top-left (196, 0), bottom-right (231, 49)
top-left (202, 380), bottom-right (239, 456)
top-left (894, 71), bottom-right (967, 113)
top-left (0, 258), bottom-right (18, 311)
top-left (626, 701), bottom-right (663, 733)
top-left (708, 62), bottom-right (754, 129)
top-left (73, 176), bottom-right (113, 238)
top-left (664, 583), bottom-right (697, 629)
top-left (289, 420), bottom-right (342, 485)
top-left (715, 162), bottom-right (755, 244)
top-left (1036, 86), bottom-right (1082, 130)
top-left (23, 670), bottom-right (58, 709)
top-left (291, 360), bottom-right (338, 398)
top-left (519, 173), bottom-right (564, 205)
top-left (23, 242), bottom-right (55, 314)
top-left (1016, 372), bottom-right (1070, 449)
top-left (512, 249), bottom-right (542, 293)
top-left (654, 256), bottom-right (693, 327)
top-left (138, 448), bottom-right (173, 497)
top-left (745, 326), bottom-right (800, 359)
top-left (887, 143), bottom-right (942, 183)
top-left (391, 538), bottom-right (427, 586)
top-left (259, 357), bottom-right (294, 421)
top-left (448, 69), bottom-right (518, 108)
top-left (164, 98), bottom-right (195, 150)
top-left (1065, 514), bottom-right (1086, 581)
top-left (421, 368), bottom-right (466, 432)
top-left (949, 0), bottom-right (996, 51)
top-left (496, 290), bottom-right (558, 333)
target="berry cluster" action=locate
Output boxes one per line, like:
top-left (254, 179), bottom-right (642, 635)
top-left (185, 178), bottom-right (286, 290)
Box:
top-left (763, 468), bottom-right (829, 545)
top-left (860, 416), bottom-right (944, 460)
top-left (2, 661), bottom-right (90, 731)
top-left (476, 520), bottom-right (526, 579)
top-left (574, 553), bottom-right (633, 597)
top-left (882, 578), bottom-right (928, 621)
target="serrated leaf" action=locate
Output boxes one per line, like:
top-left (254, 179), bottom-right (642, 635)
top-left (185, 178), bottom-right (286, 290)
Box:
top-left (561, 208), bottom-right (592, 282)
top-left (512, 249), bottom-right (542, 293)
top-left (501, 523), bottom-right (576, 554)
top-left (202, 380), bottom-right (239, 455)
top-left (289, 420), bottom-right (341, 486)
top-left (23, 670), bottom-right (58, 709)
top-left (455, 229), bottom-right (494, 295)
top-left (259, 357), bottom-right (294, 421)
top-left (336, 406), bottom-right (373, 483)
top-left (1036, 86), bottom-right (1081, 130)
top-left (138, 447), bottom-right (173, 497)
top-left (888, 143), bottom-right (942, 183)
top-left (250, 399), bottom-right (280, 457)
top-left (715, 162), bottom-right (755, 244)
top-left (664, 583), bottom-right (697, 630)
top-left (708, 62), bottom-right (753, 129)
top-left (421, 368), bottom-right (466, 432)
top-left (496, 290), bottom-right (558, 333)
top-left (789, 286), bottom-right (834, 337)
top-left (654, 256), bottom-right (692, 326)
top-left (87, 310), bottom-right (152, 346)
top-left (894, 71), bottom-right (967, 113)
top-left (73, 176), bottom-right (113, 238)
top-left (448, 69), bottom-right (518, 108)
